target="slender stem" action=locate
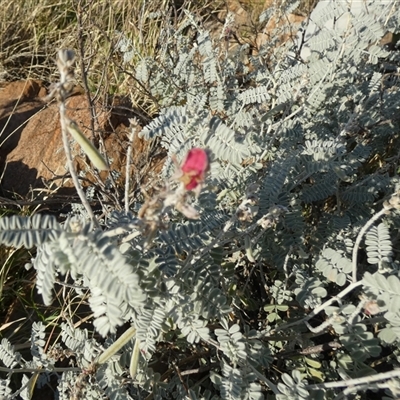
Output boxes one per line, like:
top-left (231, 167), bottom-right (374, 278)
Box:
top-left (248, 364), bottom-right (280, 395)
top-left (96, 326), bottom-right (136, 365)
top-left (129, 338), bottom-right (140, 379)
top-left (55, 50), bottom-right (99, 227)
top-left (273, 281), bottom-right (363, 333)
top-left (0, 366), bottom-right (81, 373)
top-left (352, 208), bottom-right (388, 282)
top-left (306, 368), bottom-right (400, 391)
top-left (76, 3), bottom-right (96, 139)
top-left (59, 103), bottom-right (99, 228)
top-left (125, 127), bottom-right (136, 214)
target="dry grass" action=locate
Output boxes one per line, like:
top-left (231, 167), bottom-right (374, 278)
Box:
top-left (0, 0), bottom-right (316, 113)
top-left (0, 0), bottom-right (225, 113)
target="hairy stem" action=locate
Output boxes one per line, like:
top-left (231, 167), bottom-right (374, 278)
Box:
top-left (352, 207), bottom-right (389, 282)
top-left (59, 104), bottom-right (99, 227)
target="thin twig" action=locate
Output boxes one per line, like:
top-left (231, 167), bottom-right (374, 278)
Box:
top-left (125, 122), bottom-right (137, 213)
top-left (76, 1), bottom-right (96, 139)
top-left (59, 104), bottom-right (98, 227)
top-left (306, 368), bottom-right (400, 391)
top-left (180, 363), bottom-right (217, 376)
top-left (248, 364), bottom-right (280, 395)
top-left (0, 366), bottom-right (81, 373)
top-left (56, 49), bottom-right (99, 228)
top-left (351, 207), bottom-right (389, 282)
top-left (273, 281), bottom-right (364, 333)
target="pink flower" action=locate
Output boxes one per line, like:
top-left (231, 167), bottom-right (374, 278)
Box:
top-left (179, 148), bottom-right (209, 190)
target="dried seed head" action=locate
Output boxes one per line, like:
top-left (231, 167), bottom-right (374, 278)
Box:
top-left (57, 49), bottom-right (76, 67)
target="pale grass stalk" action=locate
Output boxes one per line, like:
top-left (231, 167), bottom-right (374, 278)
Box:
top-left (56, 49), bottom-right (99, 227)
top-left (97, 325), bottom-right (136, 365)
top-left (0, 366), bottom-right (81, 373)
top-left (273, 281), bottom-right (364, 333)
top-left (306, 368), bottom-right (400, 391)
top-left (351, 207), bottom-right (390, 282)
top-left (59, 102), bottom-right (99, 227)
top-left (125, 120), bottom-right (137, 214)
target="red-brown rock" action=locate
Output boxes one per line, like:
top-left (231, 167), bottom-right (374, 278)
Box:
top-left (0, 79), bottom-right (157, 198)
